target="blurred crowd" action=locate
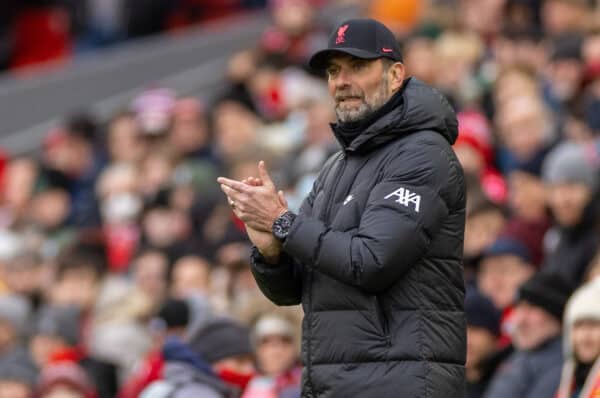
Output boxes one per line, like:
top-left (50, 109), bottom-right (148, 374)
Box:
top-left (0, 0), bottom-right (600, 397)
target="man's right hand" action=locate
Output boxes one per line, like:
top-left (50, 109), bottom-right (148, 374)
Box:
top-left (242, 176), bottom-right (287, 264)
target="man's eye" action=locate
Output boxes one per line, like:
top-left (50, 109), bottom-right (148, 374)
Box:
top-left (352, 63), bottom-right (366, 71)
top-left (327, 68), bottom-right (339, 77)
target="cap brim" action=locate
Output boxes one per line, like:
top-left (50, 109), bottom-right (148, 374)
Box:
top-left (308, 48), bottom-right (382, 70)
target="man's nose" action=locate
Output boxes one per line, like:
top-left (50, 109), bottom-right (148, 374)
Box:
top-left (331, 69), bottom-right (351, 88)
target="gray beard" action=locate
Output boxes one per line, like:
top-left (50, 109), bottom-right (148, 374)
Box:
top-left (335, 74), bottom-right (390, 123)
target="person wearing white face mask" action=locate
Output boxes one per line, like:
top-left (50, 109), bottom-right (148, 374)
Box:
top-left (96, 163), bottom-right (143, 272)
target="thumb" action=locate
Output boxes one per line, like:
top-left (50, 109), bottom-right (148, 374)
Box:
top-left (258, 160), bottom-right (275, 188)
top-left (278, 190), bottom-right (288, 208)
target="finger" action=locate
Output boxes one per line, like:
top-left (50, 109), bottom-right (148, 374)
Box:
top-left (247, 177), bottom-right (261, 187)
top-left (278, 190), bottom-right (288, 208)
top-left (217, 177), bottom-right (250, 193)
top-left (220, 184), bottom-right (243, 200)
top-left (257, 161), bottom-right (275, 188)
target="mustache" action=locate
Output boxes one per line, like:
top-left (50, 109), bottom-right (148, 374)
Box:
top-left (335, 90), bottom-right (364, 102)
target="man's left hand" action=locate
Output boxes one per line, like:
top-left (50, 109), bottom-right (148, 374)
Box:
top-left (217, 161), bottom-right (288, 232)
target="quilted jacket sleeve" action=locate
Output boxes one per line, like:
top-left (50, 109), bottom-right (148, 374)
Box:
top-left (250, 152), bottom-right (341, 305)
top-left (283, 139), bottom-right (460, 294)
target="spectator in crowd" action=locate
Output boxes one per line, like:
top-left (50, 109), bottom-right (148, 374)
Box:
top-left (484, 272), bottom-right (574, 398)
top-left (465, 288), bottom-right (504, 398)
top-left (170, 255), bottom-right (214, 331)
top-left (42, 114), bottom-right (105, 228)
top-left (37, 361), bottom-right (98, 398)
top-left (542, 142), bottom-right (600, 285)
top-left (118, 298), bottom-right (192, 398)
top-left (131, 248), bottom-right (169, 308)
top-left (0, 294), bottom-right (31, 356)
top-left (454, 111), bottom-right (507, 204)
top-left (557, 278), bottom-right (600, 398)
top-left (463, 196), bottom-right (507, 277)
top-left (243, 313), bottom-right (301, 398)
top-left (0, 349), bottom-right (38, 398)
top-left (29, 304), bottom-right (118, 398)
top-left (0, 250), bottom-right (46, 312)
top-left (141, 317), bottom-right (254, 398)
top-left (541, 0), bottom-right (589, 35)
top-left (477, 237), bottom-right (537, 334)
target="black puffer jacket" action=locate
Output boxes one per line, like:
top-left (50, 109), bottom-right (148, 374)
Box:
top-left (251, 78), bottom-right (466, 398)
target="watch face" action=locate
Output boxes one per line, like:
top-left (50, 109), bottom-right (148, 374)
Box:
top-left (273, 212), bottom-right (295, 241)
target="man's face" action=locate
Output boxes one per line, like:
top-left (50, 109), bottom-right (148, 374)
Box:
top-left (463, 210), bottom-right (505, 257)
top-left (572, 319), bottom-right (600, 364)
top-left (51, 268), bottom-right (100, 311)
top-left (327, 56), bottom-right (392, 123)
top-left (30, 334), bottom-right (68, 367)
top-left (171, 257), bottom-right (211, 298)
top-left (509, 171), bottom-right (546, 221)
top-left (547, 182), bottom-right (592, 227)
top-left (478, 255), bottom-right (535, 310)
top-left (511, 301), bottom-right (561, 350)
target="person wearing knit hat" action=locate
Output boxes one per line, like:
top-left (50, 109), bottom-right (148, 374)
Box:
top-left (465, 288), bottom-right (502, 398)
top-left (243, 314), bottom-right (302, 398)
top-left (29, 305), bottom-right (81, 368)
top-left (485, 272), bottom-right (574, 398)
top-left (477, 236), bottom-right (536, 312)
top-left (38, 361), bottom-right (97, 398)
top-left (140, 317), bottom-right (253, 398)
top-left (454, 111), bottom-right (507, 204)
top-left (543, 141), bottom-right (599, 193)
top-left (556, 279), bottom-right (600, 398)
top-left (542, 141), bottom-right (600, 286)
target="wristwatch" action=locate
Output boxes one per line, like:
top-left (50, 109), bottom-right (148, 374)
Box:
top-left (272, 211), bottom-right (297, 242)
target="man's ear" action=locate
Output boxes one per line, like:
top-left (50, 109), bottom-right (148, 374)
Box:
top-left (389, 62), bottom-right (406, 92)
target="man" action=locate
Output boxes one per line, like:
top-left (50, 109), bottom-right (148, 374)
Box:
top-left (218, 18), bottom-right (466, 397)
top-left (141, 317), bottom-right (254, 398)
top-left (465, 287), bottom-right (511, 398)
top-left (484, 272), bottom-right (574, 398)
top-left (477, 237), bottom-right (536, 313)
top-left (542, 141), bottom-right (599, 286)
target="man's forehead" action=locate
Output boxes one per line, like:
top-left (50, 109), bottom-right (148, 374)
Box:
top-left (327, 54), bottom-right (377, 67)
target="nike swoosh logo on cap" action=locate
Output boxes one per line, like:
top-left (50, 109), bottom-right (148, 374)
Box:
top-left (382, 48), bottom-right (393, 53)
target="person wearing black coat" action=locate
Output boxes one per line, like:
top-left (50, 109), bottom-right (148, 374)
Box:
top-left (218, 18), bottom-right (466, 398)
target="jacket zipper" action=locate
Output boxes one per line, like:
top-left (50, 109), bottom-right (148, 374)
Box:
top-left (305, 152), bottom-right (346, 395)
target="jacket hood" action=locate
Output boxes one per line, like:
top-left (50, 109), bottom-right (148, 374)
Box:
top-left (163, 361), bottom-right (234, 397)
top-left (336, 77), bottom-right (458, 153)
top-left (162, 336), bottom-right (214, 377)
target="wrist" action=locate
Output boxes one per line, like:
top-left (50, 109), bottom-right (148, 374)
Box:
top-left (272, 211), bottom-right (297, 243)
top-left (255, 245), bottom-right (281, 265)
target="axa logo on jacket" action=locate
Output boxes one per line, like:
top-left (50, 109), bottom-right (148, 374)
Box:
top-left (384, 187), bottom-right (421, 212)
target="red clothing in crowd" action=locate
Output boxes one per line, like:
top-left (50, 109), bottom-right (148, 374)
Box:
top-left (118, 350), bottom-right (165, 398)
top-left (10, 7), bottom-right (72, 71)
